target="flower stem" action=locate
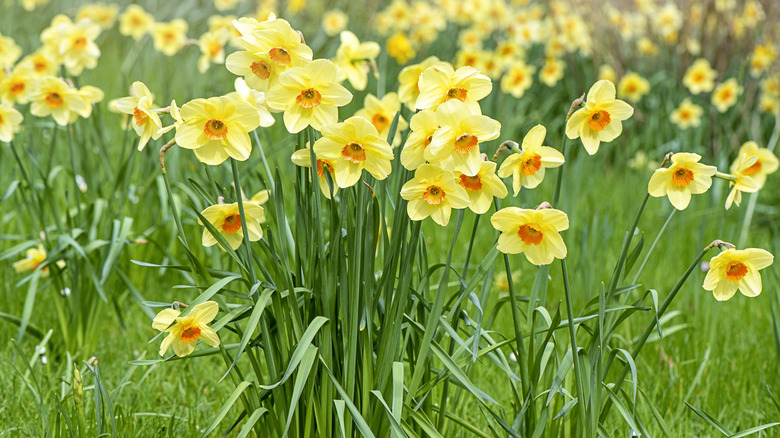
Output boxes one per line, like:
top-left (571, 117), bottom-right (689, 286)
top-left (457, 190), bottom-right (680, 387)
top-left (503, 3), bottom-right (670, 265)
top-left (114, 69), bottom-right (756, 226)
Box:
top-left (632, 208), bottom-right (676, 284)
top-left (230, 158), bottom-right (258, 286)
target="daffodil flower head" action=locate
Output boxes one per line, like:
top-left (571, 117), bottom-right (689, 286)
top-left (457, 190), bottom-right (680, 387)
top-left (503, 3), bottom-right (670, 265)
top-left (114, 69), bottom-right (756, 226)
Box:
top-left (334, 30), bottom-right (381, 91)
top-left (647, 152), bottom-right (717, 210)
top-left (28, 76), bottom-right (87, 126)
top-left (415, 62), bottom-right (492, 114)
top-left (353, 92), bottom-right (408, 146)
top-left (0, 67), bottom-right (34, 104)
top-left (0, 102), bottom-right (24, 142)
top-left (725, 153), bottom-right (761, 210)
top-left (617, 72), bottom-right (650, 103)
top-left (400, 164), bottom-right (470, 226)
top-left (711, 78), bottom-right (741, 113)
top-left (397, 56), bottom-right (442, 111)
top-left (682, 59), bottom-right (717, 94)
top-left (454, 161), bottom-right (508, 214)
top-left (175, 95), bottom-right (262, 165)
top-left (264, 59), bottom-right (352, 133)
top-left (490, 206), bottom-right (569, 266)
top-left (731, 141), bottom-right (779, 189)
top-left (426, 99), bottom-right (501, 176)
top-left (312, 116), bottom-right (394, 188)
top-left (500, 62), bottom-right (535, 98)
top-left (151, 19), bottom-right (189, 56)
top-left (497, 124), bottom-right (564, 196)
top-left (119, 4), bottom-right (154, 41)
top-left (224, 78), bottom-right (275, 127)
top-left (291, 145), bottom-right (339, 199)
top-left (115, 81), bottom-right (163, 151)
top-left (669, 98), bottom-right (703, 130)
top-left (153, 301), bottom-right (221, 357)
top-left (199, 201), bottom-right (265, 250)
top-left (401, 110), bottom-right (439, 171)
top-left (245, 18), bottom-right (313, 69)
top-left (565, 80), bottom-right (634, 155)
top-left (703, 248), bottom-right (773, 301)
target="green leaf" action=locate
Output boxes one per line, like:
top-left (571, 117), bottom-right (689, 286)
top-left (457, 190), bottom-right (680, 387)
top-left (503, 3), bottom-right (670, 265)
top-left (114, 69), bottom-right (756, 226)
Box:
top-left (262, 316), bottom-right (328, 390)
top-left (200, 381), bottom-right (253, 437)
top-left (223, 288), bottom-right (273, 379)
top-left (236, 408), bottom-right (269, 438)
top-left (320, 358), bottom-right (375, 438)
top-left (685, 402), bottom-right (732, 436)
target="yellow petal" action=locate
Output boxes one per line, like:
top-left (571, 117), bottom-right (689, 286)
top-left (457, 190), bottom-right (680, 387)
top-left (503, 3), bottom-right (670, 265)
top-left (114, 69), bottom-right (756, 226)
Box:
top-left (152, 308), bottom-right (180, 331)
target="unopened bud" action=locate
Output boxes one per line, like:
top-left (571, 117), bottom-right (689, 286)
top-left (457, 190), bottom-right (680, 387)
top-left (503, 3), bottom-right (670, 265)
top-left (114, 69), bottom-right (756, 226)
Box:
top-left (73, 367), bottom-right (83, 414)
top-left (536, 201), bottom-right (553, 210)
top-left (566, 93), bottom-right (585, 119)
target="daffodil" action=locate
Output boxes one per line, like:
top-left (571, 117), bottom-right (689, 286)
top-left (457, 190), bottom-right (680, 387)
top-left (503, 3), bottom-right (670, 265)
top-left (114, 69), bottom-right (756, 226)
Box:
top-left (683, 59), bottom-right (717, 94)
top-left (648, 152), bottom-right (717, 210)
top-left (17, 49), bottom-right (60, 77)
top-left (0, 67), bottom-right (34, 104)
top-left (151, 19), bottom-right (188, 56)
top-left (565, 79), bottom-right (635, 155)
top-left (386, 32), bottom-right (415, 65)
top-left (153, 301), bottom-right (221, 357)
top-left (732, 141), bottom-right (778, 188)
top-left (400, 164), bottom-right (469, 226)
top-left (490, 206), bottom-right (569, 266)
top-left (539, 58), bottom-right (565, 87)
top-left (454, 161), bottom-right (508, 214)
top-left (415, 63), bottom-right (492, 114)
top-left (264, 59), bottom-right (352, 133)
top-left (197, 29), bottom-right (230, 73)
top-left (711, 78), bottom-right (741, 113)
top-left (241, 18), bottom-right (313, 69)
top-left (119, 4), bottom-right (154, 40)
top-left (322, 10), bottom-right (348, 36)
top-left (334, 31), bottom-right (380, 91)
top-left (28, 76), bottom-right (87, 126)
top-left (498, 125), bottom-right (564, 195)
top-left (725, 153), bottom-right (760, 210)
top-left (500, 62), bottom-right (535, 98)
top-left (0, 103), bottom-right (23, 142)
top-left (400, 110), bottom-right (439, 170)
top-left (669, 98), bottom-right (703, 129)
top-left (13, 244), bottom-right (65, 277)
top-left (0, 33), bottom-right (22, 69)
top-left (617, 72), bottom-right (650, 103)
top-left (353, 92), bottom-right (407, 146)
top-left (291, 146), bottom-right (339, 198)
top-left (175, 95), bottom-right (261, 165)
top-left (224, 78), bottom-right (275, 127)
top-left (40, 15), bottom-right (101, 76)
top-left (426, 99), bottom-right (501, 175)
top-left (397, 56), bottom-right (442, 111)
top-left (312, 116), bottom-right (394, 188)
top-left (115, 81), bottom-right (163, 151)
top-left (200, 201), bottom-right (265, 250)
top-left (703, 248), bottom-right (773, 301)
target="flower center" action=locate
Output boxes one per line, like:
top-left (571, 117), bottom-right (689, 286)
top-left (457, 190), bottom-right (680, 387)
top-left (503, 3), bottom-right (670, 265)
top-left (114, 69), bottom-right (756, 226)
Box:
top-left (204, 119), bottom-right (228, 140)
top-left (250, 61), bottom-right (271, 80)
top-left (672, 167), bottom-right (694, 187)
top-left (222, 214), bottom-right (242, 233)
top-left (10, 81), bottom-right (25, 95)
top-left (588, 110), bottom-right (611, 131)
top-left (371, 113), bottom-right (389, 133)
top-left (34, 60), bottom-right (47, 72)
top-left (720, 89), bottom-right (732, 101)
top-left (208, 42), bottom-right (223, 58)
top-left (454, 133), bottom-right (478, 154)
top-left (458, 173), bottom-right (482, 191)
top-left (517, 223), bottom-right (544, 245)
top-left (423, 185), bottom-right (446, 205)
top-left (73, 36), bottom-right (87, 51)
top-left (725, 261), bottom-right (748, 281)
top-left (743, 160), bottom-right (762, 176)
top-left (341, 142), bottom-right (366, 163)
top-left (679, 109), bottom-right (690, 120)
top-left (45, 92), bottom-right (64, 108)
top-left (694, 72), bottom-right (704, 82)
top-left (424, 135), bottom-right (433, 147)
top-left (296, 88), bottom-right (322, 109)
top-left (446, 87), bottom-right (468, 102)
top-left (180, 323), bottom-right (201, 343)
top-left (133, 107), bottom-right (148, 127)
top-left (513, 73), bottom-right (525, 85)
top-left (522, 153), bottom-right (543, 175)
top-left (268, 47), bottom-right (291, 65)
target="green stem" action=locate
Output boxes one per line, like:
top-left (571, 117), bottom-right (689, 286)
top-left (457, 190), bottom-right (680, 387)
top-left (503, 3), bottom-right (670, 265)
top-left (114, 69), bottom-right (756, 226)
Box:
top-left (66, 126), bottom-right (83, 221)
top-left (632, 208), bottom-right (676, 284)
top-left (561, 258), bottom-right (588, 433)
top-left (552, 135), bottom-right (568, 208)
top-left (230, 158), bottom-right (258, 286)
top-left (252, 130), bottom-right (275, 192)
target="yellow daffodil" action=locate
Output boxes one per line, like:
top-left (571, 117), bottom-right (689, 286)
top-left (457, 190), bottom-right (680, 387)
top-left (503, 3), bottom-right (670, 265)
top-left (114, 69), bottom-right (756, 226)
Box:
top-left (119, 4), bottom-right (155, 40)
top-left (153, 301), bottom-right (220, 357)
top-left (426, 99), bottom-right (501, 175)
top-left (353, 92), bottom-right (407, 146)
top-left (151, 19), bottom-right (189, 56)
top-left (17, 49), bottom-right (60, 77)
top-left (322, 10), bottom-right (348, 36)
top-left (77, 3), bottom-right (119, 30)
top-left (683, 59), bottom-right (717, 94)
top-left (115, 81), bottom-right (163, 151)
top-left (669, 98), bottom-right (703, 129)
top-left (224, 78), bottom-right (275, 127)
top-left (750, 44), bottom-right (776, 78)
top-left (175, 95), bottom-right (261, 165)
top-left (40, 15), bottom-right (101, 76)
top-left (0, 33), bottom-right (22, 69)
top-left (28, 76), bottom-right (87, 126)
top-left (13, 244), bottom-right (65, 277)
top-left (500, 62), bottom-right (535, 98)
top-left (401, 110), bottom-right (439, 171)
top-left (454, 161), bottom-right (508, 214)
top-left (415, 63), bottom-right (492, 114)
top-left (703, 248), bottom-right (773, 301)
top-left (242, 18), bottom-right (313, 69)
top-left (732, 141), bottom-right (779, 188)
top-left (648, 152), bottom-right (717, 210)
top-left (0, 68), bottom-right (34, 105)
top-left (386, 33), bottom-right (415, 65)
top-left (200, 201), bottom-right (265, 250)
top-left (312, 116), bottom-right (394, 188)
top-left (498, 125), bottom-right (564, 196)
top-left (226, 48), bottom-right (281, 92)
top-left (291, 145), bottom-right (339, 199)
top-left (197, 30), bottom-right (230, 73)
top-left (70, 85), bottom-right (104, 123)
top-left (490, 206), bottom-right (569, 266)
top-left (334, 31), bottom-right (380, 91)
top-left (397, 56), bottom-right (442, 111)
top-left (565, 79), bottom-right (634, 155)
top-left (539, 58), bottom-right (565, 87)
top-left (401, 164), bottom-right (469, 226)
top-left (598, 64), bottom-right (617, 84)
top-left (711, 78), bottom-right (741, 113)
top-left (725, 153), bottom-right (760, 210)
top-left (0, 103), bottom-right (23, 142)
top-left (265, 59), bottom-right (352, 133)
top-left (617, 72), bottom-right (650, 103)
